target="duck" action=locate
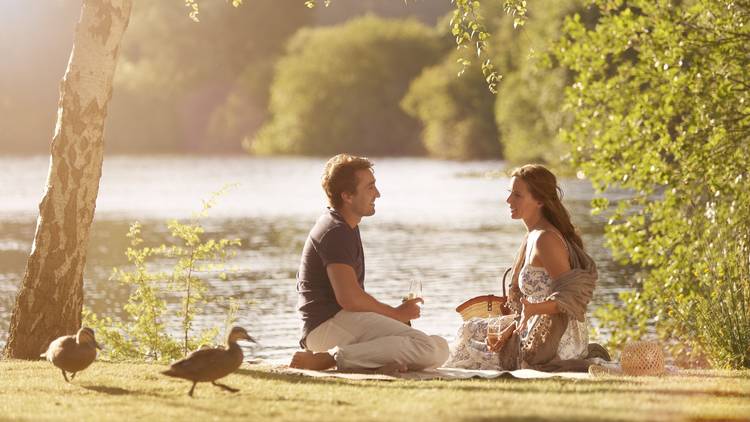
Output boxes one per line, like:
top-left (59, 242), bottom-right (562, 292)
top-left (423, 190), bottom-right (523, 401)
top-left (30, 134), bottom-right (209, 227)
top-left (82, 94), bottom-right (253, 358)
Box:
top-left (40, 326), bottom-right (102, 382)
top-left (161, 326), bottom-right (256, 397)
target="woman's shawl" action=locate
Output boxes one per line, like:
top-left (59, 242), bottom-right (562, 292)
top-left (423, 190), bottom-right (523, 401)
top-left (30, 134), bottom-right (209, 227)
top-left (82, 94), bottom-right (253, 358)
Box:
top-left (499, 236), bottom-right (600, 372)
top-left (546, 239), bottom-right (597, 322)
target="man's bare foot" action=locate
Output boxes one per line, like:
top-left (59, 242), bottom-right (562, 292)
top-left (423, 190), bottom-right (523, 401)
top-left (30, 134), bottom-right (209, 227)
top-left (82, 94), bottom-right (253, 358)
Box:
top-left (289, 351), bottom-right (336, 370)
top-left (376, 362), bottom-right (408, 375)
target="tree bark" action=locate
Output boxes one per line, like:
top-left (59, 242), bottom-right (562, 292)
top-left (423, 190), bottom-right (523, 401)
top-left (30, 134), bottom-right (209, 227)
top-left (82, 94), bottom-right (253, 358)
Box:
top-left (3, 0), bottom-right (132, 359)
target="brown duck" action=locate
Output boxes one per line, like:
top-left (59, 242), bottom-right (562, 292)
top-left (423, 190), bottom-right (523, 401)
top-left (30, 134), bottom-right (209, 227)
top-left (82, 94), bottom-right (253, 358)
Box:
top-left (162, 326), bottom-right (255, 397)
top-left (40, 326), bottom-right (102, 382)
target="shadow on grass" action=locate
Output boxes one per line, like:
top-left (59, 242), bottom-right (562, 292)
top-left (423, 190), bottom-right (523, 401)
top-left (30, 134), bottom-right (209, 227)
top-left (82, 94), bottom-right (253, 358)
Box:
top-left (236, 368), bottom-right (352, 386)
top-left (242, 369), bottom-right (750, 400)
top-left (676, 371), bottom-right (750, 380)
top-left (462, 417), bottom-right (614, 422)
top-left (239, 367), bottom-right (641, 392)
top-left (370, 379), bottom-right (750, 399)
top-left (81, 385), bottom-right (133, 395)
top-left (161, 398), bottom-right (244, 418)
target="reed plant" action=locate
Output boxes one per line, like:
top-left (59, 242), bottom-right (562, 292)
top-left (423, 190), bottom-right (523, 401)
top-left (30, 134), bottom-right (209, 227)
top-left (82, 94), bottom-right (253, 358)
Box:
top-left (686, 237), bottom-right (750, 369)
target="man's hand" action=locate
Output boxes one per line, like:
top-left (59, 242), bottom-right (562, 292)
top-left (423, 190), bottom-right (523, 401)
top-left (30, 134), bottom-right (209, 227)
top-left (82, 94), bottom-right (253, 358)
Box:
top-left (394, 298), bottom-right (423, 323)
top-left (327, 264), bottom-right (429, 323)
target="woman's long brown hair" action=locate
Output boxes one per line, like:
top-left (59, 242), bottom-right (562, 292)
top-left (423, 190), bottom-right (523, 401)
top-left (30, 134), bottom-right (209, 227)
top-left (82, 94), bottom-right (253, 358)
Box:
top-left (512, 164), bottom-right (583, 249)
top-left (508, 164), bottom-right (584, 286)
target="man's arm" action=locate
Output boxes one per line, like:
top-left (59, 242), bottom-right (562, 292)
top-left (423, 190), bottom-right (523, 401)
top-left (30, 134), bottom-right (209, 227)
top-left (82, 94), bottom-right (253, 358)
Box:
top-left (327, 263), bottom-right (421, 323)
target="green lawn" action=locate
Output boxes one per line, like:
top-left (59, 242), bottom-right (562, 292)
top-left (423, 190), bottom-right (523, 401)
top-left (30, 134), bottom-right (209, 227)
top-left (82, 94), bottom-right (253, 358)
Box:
top-left (1, 360), bottom-right (749, 421)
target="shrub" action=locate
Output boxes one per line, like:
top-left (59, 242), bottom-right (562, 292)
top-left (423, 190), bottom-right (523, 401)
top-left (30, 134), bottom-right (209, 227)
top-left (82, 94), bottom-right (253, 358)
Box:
top-left (402, 52), bottom-right (501, 160)
top-left (248, 16), bottom-right (445, 156)
top-left (85, 192), bottom-right (242, 361)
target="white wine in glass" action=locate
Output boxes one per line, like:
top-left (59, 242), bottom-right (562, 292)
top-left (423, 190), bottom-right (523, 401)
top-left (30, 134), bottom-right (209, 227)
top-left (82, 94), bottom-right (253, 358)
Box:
top-left (405, 280), bottom-right (422, 301)
top-left (487, 319), bottom-right (502, 350)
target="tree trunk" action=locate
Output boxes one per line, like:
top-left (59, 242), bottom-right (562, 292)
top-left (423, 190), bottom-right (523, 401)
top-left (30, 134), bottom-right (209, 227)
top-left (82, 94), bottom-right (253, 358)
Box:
top-left (3, 0), bottom-right (132, 359)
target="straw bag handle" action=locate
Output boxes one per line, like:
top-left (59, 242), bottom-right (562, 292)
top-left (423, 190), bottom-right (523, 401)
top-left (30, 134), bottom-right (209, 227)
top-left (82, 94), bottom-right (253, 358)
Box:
top-left (501, 267), bottom-right (512, 297)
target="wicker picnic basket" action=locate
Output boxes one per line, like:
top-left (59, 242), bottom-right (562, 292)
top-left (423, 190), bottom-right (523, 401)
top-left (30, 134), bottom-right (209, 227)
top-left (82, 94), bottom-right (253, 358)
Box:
top-left (455, 268), bottom-right (514, 321)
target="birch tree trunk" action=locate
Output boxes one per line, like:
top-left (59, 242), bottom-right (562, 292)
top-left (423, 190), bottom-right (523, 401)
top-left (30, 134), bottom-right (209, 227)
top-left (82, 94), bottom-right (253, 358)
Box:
top-left (3, 0), bottom-right (132, 359)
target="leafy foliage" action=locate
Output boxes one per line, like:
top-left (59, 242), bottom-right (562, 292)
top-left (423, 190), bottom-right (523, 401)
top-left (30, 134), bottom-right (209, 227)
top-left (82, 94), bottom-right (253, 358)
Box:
top-left (304, 0), bottom-right (331, 8)
top-left (185, 0), bottom-right (244, 22)
top-left (449, 0), bottom-right (532, 93)
top-left (556, 0), bottom-right (750, 367)
top-left (85, 192), bottom-right (242, 361)
top-left (449, 0), bottom-right (501, 93)
top-left (249, 16), bottom-right (445, 156)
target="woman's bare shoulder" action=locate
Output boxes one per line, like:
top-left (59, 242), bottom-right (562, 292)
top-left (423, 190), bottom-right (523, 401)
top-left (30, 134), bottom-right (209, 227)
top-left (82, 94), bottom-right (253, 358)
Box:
top-left (535, 230), bottom-right (568, 256)
top-left (535, 230), bottom-right (571, 276)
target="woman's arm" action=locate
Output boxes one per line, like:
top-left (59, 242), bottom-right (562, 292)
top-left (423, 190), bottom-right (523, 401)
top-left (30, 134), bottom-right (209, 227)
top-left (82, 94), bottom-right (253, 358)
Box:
top-left (516, 297), bottom-right (559, 334)
top-left (516, 231), bottom-right (570, 332)
top-left (522, 298), bottom-right (559, 316)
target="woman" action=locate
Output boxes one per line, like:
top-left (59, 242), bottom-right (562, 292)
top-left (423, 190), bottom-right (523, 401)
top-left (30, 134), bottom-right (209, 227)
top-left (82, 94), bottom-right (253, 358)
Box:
top-left (446, 164), bottom-right (603, 371)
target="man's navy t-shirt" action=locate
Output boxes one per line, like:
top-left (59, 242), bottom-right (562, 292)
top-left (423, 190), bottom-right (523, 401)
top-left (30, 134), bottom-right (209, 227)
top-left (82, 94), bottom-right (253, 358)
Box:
top-left (296, 209), bottom-right (365, 347)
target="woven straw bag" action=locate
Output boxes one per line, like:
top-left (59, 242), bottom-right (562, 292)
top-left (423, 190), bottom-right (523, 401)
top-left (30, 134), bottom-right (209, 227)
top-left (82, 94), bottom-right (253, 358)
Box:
top-left (621, 341), bottom-right (666, 376)
top-left (455, 268), bottom-right (514, 320)
top-left (589, 341), bottom-right (666, 377)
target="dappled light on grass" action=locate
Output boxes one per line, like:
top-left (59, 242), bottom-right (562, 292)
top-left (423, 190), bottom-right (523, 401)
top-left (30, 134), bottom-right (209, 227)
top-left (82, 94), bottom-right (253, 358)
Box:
top-left (1, 360), bottom-right (749, 421)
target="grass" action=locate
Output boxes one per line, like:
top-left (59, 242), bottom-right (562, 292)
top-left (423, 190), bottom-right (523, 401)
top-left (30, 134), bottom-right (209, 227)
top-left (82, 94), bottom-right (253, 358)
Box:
top-left (1, 360), bottom-right (749, 421)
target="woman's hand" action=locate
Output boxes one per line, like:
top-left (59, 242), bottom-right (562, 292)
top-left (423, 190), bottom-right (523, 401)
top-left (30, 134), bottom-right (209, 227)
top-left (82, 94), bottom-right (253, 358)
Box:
top-left (487, 323), bottom-right (515, 352)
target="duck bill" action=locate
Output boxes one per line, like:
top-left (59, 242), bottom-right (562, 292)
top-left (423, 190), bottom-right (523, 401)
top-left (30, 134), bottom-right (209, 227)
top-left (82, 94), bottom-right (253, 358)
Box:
top-left (95, 342), bottom-right (104, 350)
top-left (245, 335), bottom-right (257, 344)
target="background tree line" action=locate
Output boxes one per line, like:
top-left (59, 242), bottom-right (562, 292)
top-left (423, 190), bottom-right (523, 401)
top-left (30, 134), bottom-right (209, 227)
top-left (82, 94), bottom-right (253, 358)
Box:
top-left (0, 1), bottom-right (450, 155)
top-left (1, 0), bottom-right (590, 163)
top-left (248, 1), bottom-right (592, 161)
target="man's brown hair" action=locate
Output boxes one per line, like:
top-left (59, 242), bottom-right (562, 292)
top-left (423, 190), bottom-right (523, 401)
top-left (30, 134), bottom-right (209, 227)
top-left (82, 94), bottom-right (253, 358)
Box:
top-left (321, 154), bottom-right (374, 209)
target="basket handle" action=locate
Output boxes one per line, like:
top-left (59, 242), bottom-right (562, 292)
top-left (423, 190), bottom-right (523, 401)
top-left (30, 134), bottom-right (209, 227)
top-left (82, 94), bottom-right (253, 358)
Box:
top-left (501, 267), bottom-right (512, 297)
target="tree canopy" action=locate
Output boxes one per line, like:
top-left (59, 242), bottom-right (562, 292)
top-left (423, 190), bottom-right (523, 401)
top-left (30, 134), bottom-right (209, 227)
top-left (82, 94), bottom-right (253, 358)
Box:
top-left (556, 0), bottom-right (750, 367)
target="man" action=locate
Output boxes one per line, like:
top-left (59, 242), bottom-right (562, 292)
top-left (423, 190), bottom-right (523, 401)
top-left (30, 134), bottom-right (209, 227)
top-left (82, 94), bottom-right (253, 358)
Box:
top-left (290, 154), bottom-right (449, 372)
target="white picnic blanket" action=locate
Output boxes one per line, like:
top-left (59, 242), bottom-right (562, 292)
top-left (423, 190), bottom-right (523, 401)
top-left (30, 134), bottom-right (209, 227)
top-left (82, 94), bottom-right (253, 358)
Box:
top-left (276, 366), bottom-right (590, 381)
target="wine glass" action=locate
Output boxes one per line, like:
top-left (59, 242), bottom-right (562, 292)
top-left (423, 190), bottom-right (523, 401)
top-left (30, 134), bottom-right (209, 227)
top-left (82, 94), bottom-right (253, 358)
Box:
top-left (406, 280), bottom-right (422, 301)
top-left (401, 280), bottom-right (422, 327)
top-left (486, 318), bottom-right (502, 351)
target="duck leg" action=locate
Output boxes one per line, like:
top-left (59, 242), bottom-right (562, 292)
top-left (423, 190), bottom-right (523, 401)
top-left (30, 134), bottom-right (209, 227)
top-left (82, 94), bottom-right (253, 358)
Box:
top-left (188, 381), bottom-right (197, 397)
top-left (212, 381), bottom-right (239, 393)
top-left (70, 372), bottom-right (77, 380)
top-left (61, 370), bottom-right (69, 383)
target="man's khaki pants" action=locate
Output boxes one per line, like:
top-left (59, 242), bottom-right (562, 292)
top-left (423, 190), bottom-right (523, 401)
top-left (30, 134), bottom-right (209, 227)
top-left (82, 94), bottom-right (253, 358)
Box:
top-left (305, 310), bottom-right (449, 371)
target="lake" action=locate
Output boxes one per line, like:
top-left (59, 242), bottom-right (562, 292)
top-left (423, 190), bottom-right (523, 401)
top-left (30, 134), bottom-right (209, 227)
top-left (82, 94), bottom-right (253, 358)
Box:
top-left (0, 156), bottom-right (633, 362)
